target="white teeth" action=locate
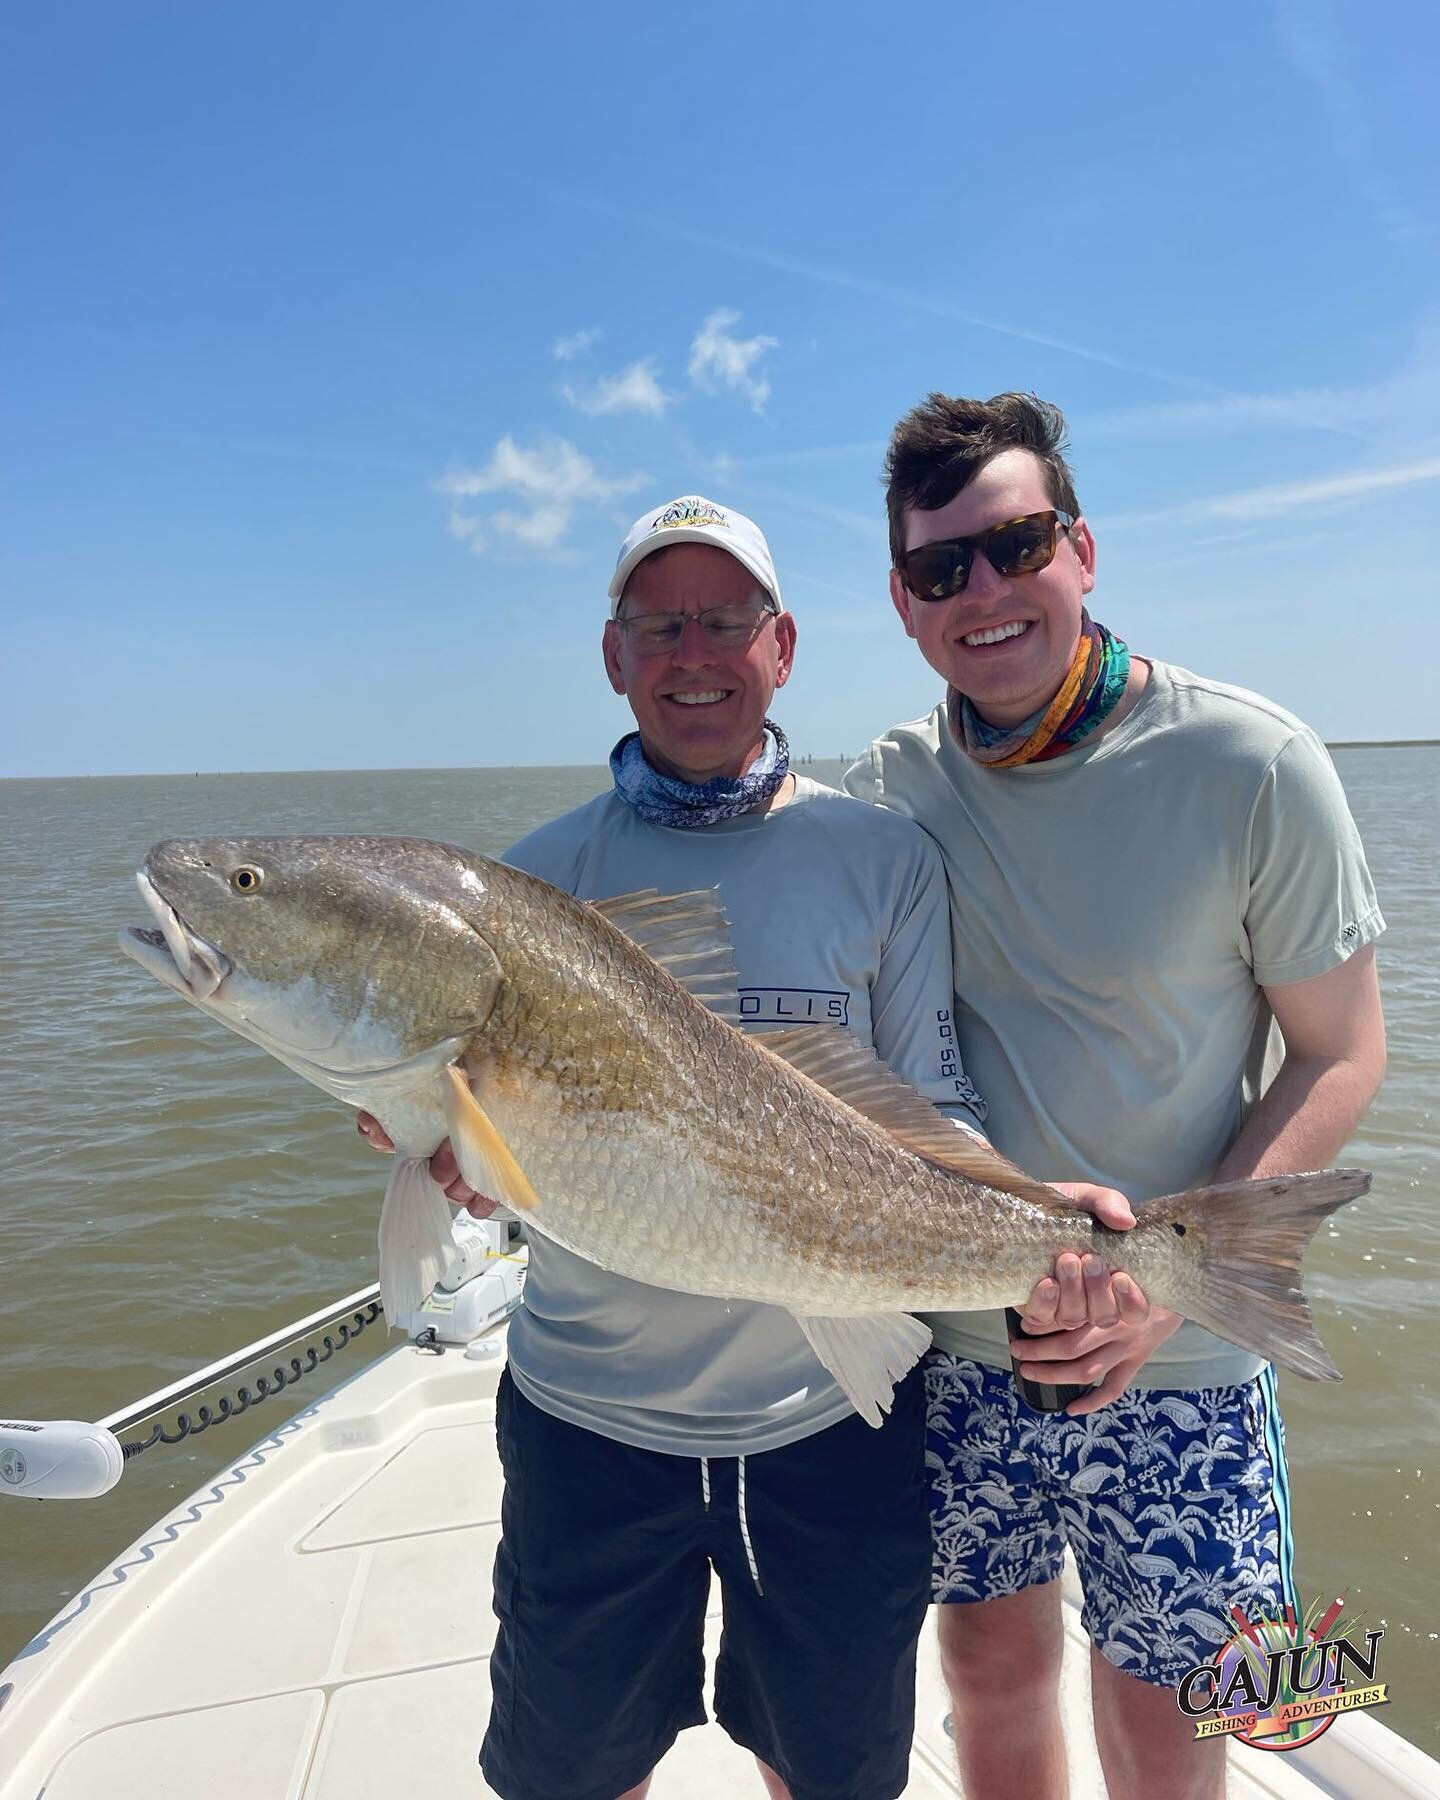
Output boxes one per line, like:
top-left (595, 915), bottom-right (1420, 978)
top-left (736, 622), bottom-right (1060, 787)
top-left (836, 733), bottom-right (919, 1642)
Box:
top-left (139, 870), bottom-right (193, 984)
top-left (187, 940), bottom-right (230, 1001)
top-left (135, 869), bottom-right (230, 999)
top-left (670, 691), bottom-right (728, 705)
top-left (963, 621), bottom-right (1030, 647)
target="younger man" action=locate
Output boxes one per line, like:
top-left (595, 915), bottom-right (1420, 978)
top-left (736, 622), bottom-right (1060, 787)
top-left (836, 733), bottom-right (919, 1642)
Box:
top-left (848, 393), bottom-right (1386, 1800)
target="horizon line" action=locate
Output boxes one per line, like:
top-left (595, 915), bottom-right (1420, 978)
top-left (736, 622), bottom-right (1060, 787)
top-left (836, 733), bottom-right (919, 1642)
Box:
top-left (4, 740), bottom-right (1437, 782)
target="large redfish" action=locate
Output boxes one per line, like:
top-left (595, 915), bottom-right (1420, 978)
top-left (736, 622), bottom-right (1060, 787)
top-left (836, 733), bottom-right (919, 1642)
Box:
top-left (121, 836), bottom-right (1369, 1423)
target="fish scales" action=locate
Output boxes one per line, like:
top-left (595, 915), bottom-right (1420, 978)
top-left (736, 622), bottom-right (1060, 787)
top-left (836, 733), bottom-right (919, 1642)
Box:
top-left (472, 866), bottom-right (1104, 1310)
top-left (119, 834), bottom-right (1372, 1422)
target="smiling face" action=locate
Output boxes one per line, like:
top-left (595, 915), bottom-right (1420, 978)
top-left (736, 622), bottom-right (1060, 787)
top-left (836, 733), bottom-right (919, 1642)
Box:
top-left (603, 541), bottom-right (796, 783)
top-left (890, 448), bottom-right (1096, 727)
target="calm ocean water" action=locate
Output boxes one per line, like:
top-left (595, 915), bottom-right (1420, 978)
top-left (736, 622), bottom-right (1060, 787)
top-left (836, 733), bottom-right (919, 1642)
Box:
top-left (1, 752), bottom-right (1436, 1750)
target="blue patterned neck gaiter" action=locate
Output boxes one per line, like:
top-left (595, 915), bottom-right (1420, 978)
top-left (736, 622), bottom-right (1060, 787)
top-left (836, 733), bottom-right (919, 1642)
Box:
top-left (609, 721), bottom-right (791, 828)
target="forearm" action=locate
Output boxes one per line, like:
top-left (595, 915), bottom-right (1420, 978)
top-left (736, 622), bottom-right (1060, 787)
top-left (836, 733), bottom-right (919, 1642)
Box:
top-left (1018, 1036), bottom-right (1382, 1410)
top-left (1215, 1049), bottom-right (1385, 1183)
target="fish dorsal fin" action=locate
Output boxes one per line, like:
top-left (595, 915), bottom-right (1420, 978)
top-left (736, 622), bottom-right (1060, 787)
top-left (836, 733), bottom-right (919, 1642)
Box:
top-left (588, 887), bottom-right (740, 1026)
top-left (758, 1024), bottom-right (1059, 1206)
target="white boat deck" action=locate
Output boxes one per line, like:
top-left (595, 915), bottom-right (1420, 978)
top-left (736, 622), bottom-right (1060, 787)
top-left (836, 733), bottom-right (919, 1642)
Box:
top-left (1, 1329), bottom-right (1433, 1799)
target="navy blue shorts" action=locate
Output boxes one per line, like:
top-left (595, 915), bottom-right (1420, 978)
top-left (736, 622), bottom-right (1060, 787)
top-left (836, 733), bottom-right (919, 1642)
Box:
top-left (480, 1368), bottom-right (931, 1800)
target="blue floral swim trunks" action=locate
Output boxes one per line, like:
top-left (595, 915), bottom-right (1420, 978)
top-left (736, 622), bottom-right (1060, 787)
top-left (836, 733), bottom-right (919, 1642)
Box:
top-left (925, 1351), bottom-right (1299, 1687)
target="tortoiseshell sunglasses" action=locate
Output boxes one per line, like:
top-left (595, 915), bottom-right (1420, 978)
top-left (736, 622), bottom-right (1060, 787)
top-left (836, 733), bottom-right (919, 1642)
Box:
top-left (898, 509), bottom-right (1075, 602)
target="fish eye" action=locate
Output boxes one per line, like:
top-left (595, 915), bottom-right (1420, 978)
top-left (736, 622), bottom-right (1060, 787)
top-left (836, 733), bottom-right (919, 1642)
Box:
top-left (229, 865), bottom-right (264, 894)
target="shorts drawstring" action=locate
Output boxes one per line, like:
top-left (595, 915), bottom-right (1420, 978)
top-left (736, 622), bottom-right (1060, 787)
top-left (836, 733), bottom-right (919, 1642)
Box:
top-left (737, 1455), bottom-right (764, 1595)
top-left (697, 1454), bottom-right (763, 1595)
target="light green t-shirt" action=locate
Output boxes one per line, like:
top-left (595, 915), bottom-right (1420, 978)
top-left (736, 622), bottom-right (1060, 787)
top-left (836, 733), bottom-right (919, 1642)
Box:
top-left (846, 660), bottom-right (1385, 1389)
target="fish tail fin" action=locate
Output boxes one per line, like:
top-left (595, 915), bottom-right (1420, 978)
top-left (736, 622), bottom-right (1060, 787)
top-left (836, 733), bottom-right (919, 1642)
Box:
top-left (1137, 1168), bottom-right (1371, 1381)
top-left (377, 1156), bottom-right (455, 1325)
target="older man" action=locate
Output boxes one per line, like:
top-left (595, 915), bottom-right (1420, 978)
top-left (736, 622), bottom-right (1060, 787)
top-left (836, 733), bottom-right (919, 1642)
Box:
top-left (362, 494), bottom-right (985, 1800)
top-left (476, 498), bottom-right (969, 1800)
top-left (847, 393), bottom-right (1387, 1800)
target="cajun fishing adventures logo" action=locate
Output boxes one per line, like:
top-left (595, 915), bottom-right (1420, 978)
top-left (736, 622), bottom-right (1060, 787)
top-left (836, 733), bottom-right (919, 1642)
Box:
top-left (651, 497), bottom-right (730, 533)
top-left (1175, 1597), bottom-right (1388, 1750)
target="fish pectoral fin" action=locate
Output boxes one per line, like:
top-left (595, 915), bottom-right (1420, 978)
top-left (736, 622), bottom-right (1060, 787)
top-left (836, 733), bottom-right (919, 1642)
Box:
top-left (377, 1157), bottom-right (455, 1326)
top-left (589, 886), bottom-right (741, 1026)
top-left (760, 1025), bottom-right (1059, 1207)
top-left (793, 1312), bottom-right (932, 1429)
top-left (443, 1063), bottom-right (541, 1213)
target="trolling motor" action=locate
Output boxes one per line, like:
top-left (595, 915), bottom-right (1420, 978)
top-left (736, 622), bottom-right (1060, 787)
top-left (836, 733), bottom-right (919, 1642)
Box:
top-left (0, 1418), bottom-right (125, 1500)
top-left (0, 1214), bottom-right (524, 1501)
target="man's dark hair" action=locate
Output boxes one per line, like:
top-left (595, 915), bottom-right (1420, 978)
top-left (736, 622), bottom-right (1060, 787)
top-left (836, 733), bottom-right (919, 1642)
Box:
top-left (884, 392), bottom-right (1081, 568)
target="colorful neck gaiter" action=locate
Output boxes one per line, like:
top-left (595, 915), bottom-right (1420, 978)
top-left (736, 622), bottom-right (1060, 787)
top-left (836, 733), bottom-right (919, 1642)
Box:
top-left (948, 612), bottom-right (1131, 769)
top-left (610, 720), bottom-right (791, 828)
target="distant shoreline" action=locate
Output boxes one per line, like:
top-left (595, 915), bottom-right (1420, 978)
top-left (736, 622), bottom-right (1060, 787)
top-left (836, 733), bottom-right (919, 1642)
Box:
top-left (3, 742), bottom-right (1437, 781)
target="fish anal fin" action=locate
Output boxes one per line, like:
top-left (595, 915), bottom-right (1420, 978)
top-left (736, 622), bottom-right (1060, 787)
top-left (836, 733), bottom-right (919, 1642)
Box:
top-left (760, 1025), bottom-right (1058, 1207)
top-left (589, 887), bottom-right (740, 1026)
top-left (794, 1312), bottom-right (932, 1428)
top-left (378, 1156), bottom-right (455, 1325)
top-left (443, 1063), bottom-right (541, 1213)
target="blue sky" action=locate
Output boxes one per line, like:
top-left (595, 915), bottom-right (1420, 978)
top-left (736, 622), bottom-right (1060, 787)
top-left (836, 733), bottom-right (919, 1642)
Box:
top-left (4, 0), bottom-right (1437, 776)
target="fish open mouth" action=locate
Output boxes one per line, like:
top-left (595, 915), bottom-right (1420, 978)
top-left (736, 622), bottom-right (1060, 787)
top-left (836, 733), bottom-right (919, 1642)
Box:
top-left (120, 871), bottom-right (231, 1002)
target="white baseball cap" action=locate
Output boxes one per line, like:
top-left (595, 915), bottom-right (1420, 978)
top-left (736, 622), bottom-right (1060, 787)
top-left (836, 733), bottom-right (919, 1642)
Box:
top-left (608, 494), bottom-right (782, 616)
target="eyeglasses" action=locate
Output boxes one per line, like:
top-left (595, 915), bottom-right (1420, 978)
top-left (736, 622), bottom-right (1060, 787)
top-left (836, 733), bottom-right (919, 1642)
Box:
top-left (897, 510), bottom-right (1075, 602)
top-left (616, 596), bottom-right (779, 653)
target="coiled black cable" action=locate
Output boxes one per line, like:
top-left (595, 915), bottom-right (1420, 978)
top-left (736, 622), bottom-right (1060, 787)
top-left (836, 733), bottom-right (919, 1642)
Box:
top-left (120, 1299), bottom-right (384, 1459)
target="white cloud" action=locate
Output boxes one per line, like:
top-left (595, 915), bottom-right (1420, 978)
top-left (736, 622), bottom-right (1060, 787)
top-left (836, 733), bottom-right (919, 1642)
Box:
top-left (745, 485), bottom-right (880, 539)
top-left (436, 435), bottom-right (647, 554)
top-left (562, 357), bottom-right (673, 417)
top-left (554, 191), bottom-right (1301, 409)
top-left (552, 327), bottom-right (603, 362)
top-left (1103, 454), bottom-right (1440, 532)
top-left (688, 309), bottom-right (778, 413)
top-left (1203, 456), bottom-right (1440, 522)
top-left (1082, 323), bottom-right (1440, 450)
top-left (1082, 390), bottom-right (1375, 445)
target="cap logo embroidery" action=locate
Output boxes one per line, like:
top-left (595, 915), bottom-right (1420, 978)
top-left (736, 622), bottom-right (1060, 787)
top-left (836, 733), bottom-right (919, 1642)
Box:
top-left (653, 497), bottom-right (729, 533)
